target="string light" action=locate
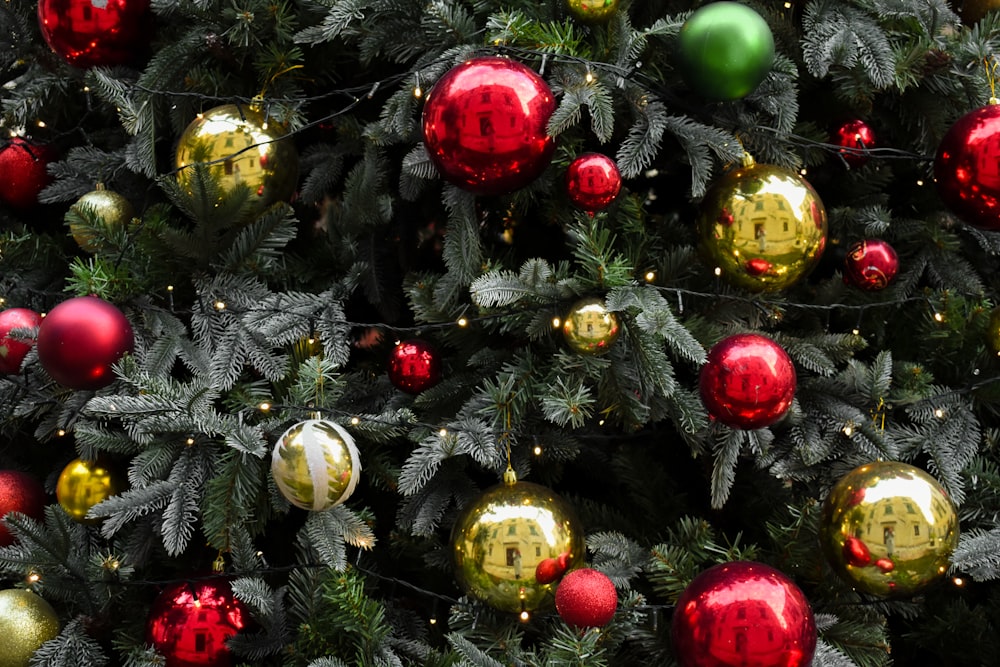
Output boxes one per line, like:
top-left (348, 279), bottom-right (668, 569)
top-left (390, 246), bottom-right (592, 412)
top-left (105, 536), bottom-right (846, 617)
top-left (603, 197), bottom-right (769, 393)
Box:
top-left (551, 317), bottom-right (561, 328)
top-left (259, 402), bottom-right (271, 412)
top-left (456, 316), bottom-right (469, 327)
top-left (186, 437), bottom-right (196, 445)
top-left (934, 408), bottom-right (945, 419)
top-left (429, 617), bottom-right (437, 624)
top-left (843, 424), bottom-right (854, 437)
top-left (533, 445), bottom-right (542, 456)
top-left (953, 576), bottom-right (965, 587)
top-left (350, 416), bottom-right (360, 425)
top-left (644, 270), bottom-right (656, 282)
top-left (56, 429), bottom-right (66, 437)
top-left (214, 300), bottom-right (227, 311)
top-left (438, 428), bottom-right (448, 437)
top-left (519, 610), bottom-right (530, 622)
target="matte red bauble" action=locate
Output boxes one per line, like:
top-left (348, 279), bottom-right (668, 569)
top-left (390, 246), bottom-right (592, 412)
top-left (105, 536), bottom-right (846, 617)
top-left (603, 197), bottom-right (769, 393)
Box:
top-left (0, 308), bottom-right (42, 374)
top-left (0, 470), bottom-right (47, 547)
top-left (934, 103), bottom-right (1000, 230)
top-left (833, 119), bottom-right (876, 167)
top-left (37, 296), bottom-right (134, 390)
top-left (699, 333), bottom-right (796, 429)
top-left (387, 339), bottom-right (441, 394)
top-left (422, 57), bottom-right (556, 195)
top-left (672, 561), bottom-right (816, 667)
top-left (0, 139), bottom-right (56, 210)
top-left (843, 239), bottom-right (899, 291)
top-left (38, 0), bottom-right (151, 68)
top-left (565, 153), bottom-right (622, 213)
top-left (147, 578), bottom-right (248, 667)
top-left (555, 568), bottom-right (618, 628)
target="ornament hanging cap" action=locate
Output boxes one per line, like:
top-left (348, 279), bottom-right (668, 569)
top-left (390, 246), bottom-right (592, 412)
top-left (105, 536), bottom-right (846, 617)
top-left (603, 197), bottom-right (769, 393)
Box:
top-left (740, 151), bottom-right (756, 169)
top-left (503, 466), bottom-right (518, 486)
top-left (986, 57), bottom-right (999, 105)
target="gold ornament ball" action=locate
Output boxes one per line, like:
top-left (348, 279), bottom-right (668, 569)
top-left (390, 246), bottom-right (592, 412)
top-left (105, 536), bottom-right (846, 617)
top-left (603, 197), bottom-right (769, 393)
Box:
top-left (698, 154), bottom-right (827, 292)
top-left (987, 306), bottom-right (1000, 354)
top-left (56, 458), bottom-right (125, 524)
top-left (175, 104), bottom-right (299, 209)
top-left (566, 0), bottom-right (619, 23)
top-left (451, 479), bottom-right (585, 613)
top-left (820, 461), bottom-right (959, 597)
top-left (0, 589), bottom-right (60, 667)
top-left (67, 184), bottom-right (135, 253)
top-left (956, 0), bottom-right (1000, 23)
top-left (562, 297), bottom-right (621, 355)
top-left (271, 419), bottom-right (361, 512)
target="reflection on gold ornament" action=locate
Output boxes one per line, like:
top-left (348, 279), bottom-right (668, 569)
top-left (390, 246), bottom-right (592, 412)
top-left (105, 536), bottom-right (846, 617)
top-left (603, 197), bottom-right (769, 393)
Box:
top-left (56, 458), bottom-right (125, 524)
top-left (562, 297), bottom-right (621, 355)
top-left (271, 418), bottom-right (361, 511)
top-left (0, 589), bottom-right (60, 667)
top-left (451, 474), bottom-right (584, 613)
top-left (955, 0), bottom-right (1000, 23)
top-left (566, 0), bottom-right (620, 23)
top-left (698, 154), bottom-right (827, 292)
top-left (820, 461), bottom-right (959, 597)
top-left (67, 183), bottom-right (135, 252)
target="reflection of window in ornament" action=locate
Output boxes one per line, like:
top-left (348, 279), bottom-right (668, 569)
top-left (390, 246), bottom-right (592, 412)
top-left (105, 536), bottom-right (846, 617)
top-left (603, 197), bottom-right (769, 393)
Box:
top-left (914, 524), bottom-right (920, 536)
top-left (884, 504), bottom-right (893, 515)
top-left (535, 546), bottom-right (541, 557)
top-left (906, 503), bottom-right (916, 514)
top-left (507, 523), bottom-right (516, 535)
top-left (529, 525), bottom-right (538, 536)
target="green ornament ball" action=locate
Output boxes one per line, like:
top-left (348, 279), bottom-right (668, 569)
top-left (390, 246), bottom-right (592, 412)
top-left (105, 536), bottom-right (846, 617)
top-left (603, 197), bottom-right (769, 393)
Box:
top-left (676, 1), bottom-right (775, 100)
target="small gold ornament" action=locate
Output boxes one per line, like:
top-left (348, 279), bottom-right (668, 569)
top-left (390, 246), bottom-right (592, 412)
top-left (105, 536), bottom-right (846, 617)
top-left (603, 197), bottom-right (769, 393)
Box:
top-left (56, 458), bottom-right (125, 524)
top-left (175, 103), bottom-right (299, 210)
top-left (820, 461), bottom-right (959, 597)
top-left (451, 475), bottom-right (585, 613)
top-left (987, 306), bottom-right (1000, 354)
top-left (271, 418), bottom-right (361, 511)
top-left (698, 154), bottom-right (827, 292)
top-left (562, 297), bottom-right (621, 355)
top-left (955, 0), bottom-right (1000, 23)
top-left (566, 0), bottom-right (619, 23)
top-left (0, 589), bottom-right (60, 667)
top-left (67, 184), bottom-right (135, 252)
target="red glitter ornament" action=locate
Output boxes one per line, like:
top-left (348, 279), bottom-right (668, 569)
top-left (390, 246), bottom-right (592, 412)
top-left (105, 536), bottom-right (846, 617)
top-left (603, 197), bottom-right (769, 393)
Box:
top-left (0, 139), bottom-right (55, 210)
top-left (833, 119), bottom-right (876, 167)
top-left (843, 239), bottom-right (899, 291)
top-left (0, 308), bottom-right (42, 375)
top-left (672, 561), bottom-right (816, 667)
top-left (555, 568), bottom-right (618, 628)
top-left (565, 153), bottom-right (622, 213)
top-left (422, 57), bottom-right (556, 196)
top-left (699, 333), bottom-right (796, 430)
top-left (387, 339), bottom-right (441, 394)
top-left (36, 295), bottom-right (134, 390)
top-left (0, 470), bottom-right (47, 547)
top-left (934, 102), bottom-right (1000, 230)
top-left (146, 578), bottom-right (248, 667)
top-left (38, 0), bottom-right (151, 68)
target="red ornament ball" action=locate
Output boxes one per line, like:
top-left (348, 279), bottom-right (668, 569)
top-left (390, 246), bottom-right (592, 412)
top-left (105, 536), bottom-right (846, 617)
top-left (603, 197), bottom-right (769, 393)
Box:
top-left (833, 119), bottom-right (876, 167)
top-left (555, 568), bottom-right (618, 628)
top-left (0, 470), bottom-right (47, 547)
top-left (843, 239), bottom-right (899, 291)
top-left (37, 295), bottom-right (134, 390)
top-left (387, 339), bottom-right (441, 394)
top-left (422, 56), bottom-right (556, 196)
top-left (534, 553), bottom-right (570, 585)
top-left (147, 578), bottom-right (248, 667)
top-left (0, 308), bottom-right (42, 374)
top-left (672, 561), bottom-right (816, 667)
top-left (565, 153), bottom-right (622, 213)
top-left (699, 333), bottom-right (796, 430)
top-left (0, 139), bottom-right (56, 210)
top-left (934, 103), bottom-right (1000, 230)
top-left (38, 0), bottom-right (151, 68)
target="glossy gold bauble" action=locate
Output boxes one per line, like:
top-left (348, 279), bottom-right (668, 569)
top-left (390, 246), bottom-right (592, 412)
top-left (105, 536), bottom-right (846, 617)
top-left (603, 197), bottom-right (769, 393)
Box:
top-left (67, 184), bottom-right (135, 252)
top-left (955, 0), bottom-right (1000, 23)
top-left (562, 297), bottom-right (621, 355)
top-left (820, 461), bottom-right (959, 597)
top-left (451, 479), bottom-right (585, 613)
top-left (0, 589), bottom-right (60, 667)
top-left (698, 155), bottom-right (827, 292)
top-left (566, 0), bottom-right (620, 23)
top-left (271, 419), bottom-right (361, 511)
top-left (56, 458), bottom-right (125, 524)
top-left (175, 104), bottom-right (299, 209)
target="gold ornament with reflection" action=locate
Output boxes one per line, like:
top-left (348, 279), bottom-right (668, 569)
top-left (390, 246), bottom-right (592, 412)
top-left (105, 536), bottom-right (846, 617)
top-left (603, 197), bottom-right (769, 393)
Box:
top-left (67, 183), bottom-right (135, 252)
top-left (566, 0), bottom-right (620, 23)
top-left (820, 461), bottom-right (959, 597)
top-left (698, 154), bottom-right (827, 292)
top-left (562, 297), bottom-right (621, 355)
top-left (56, 458), bottom-right (125, 524)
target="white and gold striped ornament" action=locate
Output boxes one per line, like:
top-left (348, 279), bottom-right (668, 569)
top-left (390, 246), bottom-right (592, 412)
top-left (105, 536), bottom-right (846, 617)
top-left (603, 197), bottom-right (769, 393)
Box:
top-left (271, 418), bottom-right (361, 511)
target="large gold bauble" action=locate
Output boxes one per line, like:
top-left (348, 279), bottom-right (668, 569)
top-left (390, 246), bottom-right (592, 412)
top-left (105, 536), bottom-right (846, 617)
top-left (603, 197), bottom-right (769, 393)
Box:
top-left (562, 297), bottom-right (621, 355)
top-left (698, 155), bottom-right (827, 292)
top-left (0, 589), bottom-right (60, 667)
top-left (451, 479), bottom-right (585, 613)
top-left (820, 461), bottom-right (959, 597)
top-left (56, 458), bottom-right (125, 524)
top-left (566, 0), bottom-right (620, 23)
top-left (175, 104), bottom-right (299, 209)
top-left (271, 419), bottom-right (361, 512)
top-left (67, 184), bottom-right (135, 252)
top-left (955, 0), bottom-right (1000, 23)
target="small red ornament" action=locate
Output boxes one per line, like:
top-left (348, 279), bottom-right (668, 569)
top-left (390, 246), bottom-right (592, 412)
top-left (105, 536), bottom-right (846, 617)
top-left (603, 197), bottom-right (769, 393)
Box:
top-left (699, 333), bottom-right (796, 430)
top-left (555, 568), bottom-right (618, 628)
top-left (833, 119), bottom-right (876, 167)
top-left (565, 153), bottom-right (622, 213)
top-left (0, 139), bottom-right (55, 210)
top-left (534, 555), bottom-right (570, 585)
top-left (422, 56), bottom-right (556, 196)
top-left (0, 470), bottom-right (47, 547)
top-left (387, 339), bottom-right (441, 394)
top-left (147, 577), bottom-right (248, 667)
top-left (842, 536), bottom-right (872, 567)
top-left (36, 295), bottom-right (134, 390)
top-left (672, 561), bottom-right (816, 667)
top-left (843, 239), bottom-right (899, 291)
top-left (0, 308), bottom-right (42, 374)
top-left (38, 0), bottom-right (151, 68)
top-left (934, 102), bottom-right (1000, 230)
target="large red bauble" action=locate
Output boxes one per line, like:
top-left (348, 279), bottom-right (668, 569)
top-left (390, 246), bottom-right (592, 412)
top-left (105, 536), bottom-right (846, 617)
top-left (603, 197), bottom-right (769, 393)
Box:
top-left (38, 0), bottom-right (151, 68)
top-left (147, 578), bottom-right (248, 667)
top-left (833, 119), bottom-right (876, 168)
top-left (422, 56), bottom-right (556, 196)
top-left (0, 139), bottom-right (56, 210)
top-left (672, 561), bottom-right (816, 667)
top-left (0, 470), bottom-right (48, 547)
top-left (699, 333), bottom-right (795, 429)
top-left (555, 568), bottom-right (618, 628)
top-left (934, 103), bottom-right (1000, 230)
top-left (387, 339), bottom-right (441, 394)
top-left (0, 308), bottom-right (42, 374)
top-left (843, 239), bottom-right (899, 291)
top-left (37, 296), bottom-right (134, 390)
top-left (565, 152), bottom-right (622, 213)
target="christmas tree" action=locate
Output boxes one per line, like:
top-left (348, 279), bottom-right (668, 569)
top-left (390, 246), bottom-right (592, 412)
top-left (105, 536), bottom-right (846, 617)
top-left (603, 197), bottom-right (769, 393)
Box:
top-left (1, 0), bottom-right (1000, 664)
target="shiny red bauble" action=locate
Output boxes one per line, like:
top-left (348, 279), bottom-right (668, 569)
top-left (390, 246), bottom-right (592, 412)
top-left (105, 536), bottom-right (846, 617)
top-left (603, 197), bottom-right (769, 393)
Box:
top-left (699, 333), bottom-right (796, 430)
top-left (672, 561), bottom-right (816, 667)
top-left (934, 103), bottom-right (1000, 230)
top-left (0, 139), bottom-right (56, 210)
top-left (833, 119), bottom-right (876, 167)
top-left (147, 578), bottom-right (248, 667)
top-left (565, 153), bottom-right (622, 213)
top-left (37, 296), bottom-right (134, 390)
top-left (422, 56), bottom-right (556, 196)
top-left (0, 470), bottom-right (48, 547)
top-left (555, 568), bottom-right (618, 628)
top-left (387, 339), bottom-right (441, 394)
top-left (38, 0), bottom-right (151, 68)
top-left (843, 239), bottom-right (899, 291)
top-left (0, 308), bottom-right (42, 374)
